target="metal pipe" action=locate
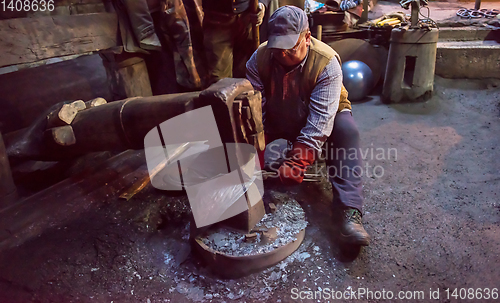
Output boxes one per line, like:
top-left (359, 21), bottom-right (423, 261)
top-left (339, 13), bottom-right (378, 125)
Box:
top-left (411, 0), bottom-right (420, 28)
top-left (360, 0), bottom-right (369, 24)
top-left (251, 0), bottom-right (260, 51)
top-left (475, 0), bottom-right (481, 10)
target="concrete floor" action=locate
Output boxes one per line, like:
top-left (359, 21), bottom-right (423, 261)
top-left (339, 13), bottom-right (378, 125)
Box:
top-left (0, 76), bottom-right (499, 302)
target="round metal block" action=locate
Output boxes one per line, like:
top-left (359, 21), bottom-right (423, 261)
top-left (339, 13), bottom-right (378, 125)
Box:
top-left (329, 38), bottom-right (385, 87)
top-left (341, 60), bottom-right (374, 102)
top-left (193, 198), bottom-right (307, 278)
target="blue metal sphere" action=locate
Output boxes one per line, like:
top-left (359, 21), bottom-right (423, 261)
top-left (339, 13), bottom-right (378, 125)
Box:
top-left (341, 60), bottom-right (374, 102)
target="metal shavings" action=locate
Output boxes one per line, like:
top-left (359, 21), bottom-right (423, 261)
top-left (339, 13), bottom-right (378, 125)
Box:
top-left (199, 196), bottom-right (307, 256)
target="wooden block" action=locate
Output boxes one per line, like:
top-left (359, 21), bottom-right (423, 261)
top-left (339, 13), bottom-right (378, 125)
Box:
top-left (85, 97), bottom-right (107, 109)
top-left (71, 100), bottom-right (86, 112)
top-left (100, 53), bottom-right (153, 99)
top-left (49, 125), bottom-right (76, 146)
top-left (46, 100), bottom-right (85, 128)
top-left (58, 104), bottom-right (78, 125)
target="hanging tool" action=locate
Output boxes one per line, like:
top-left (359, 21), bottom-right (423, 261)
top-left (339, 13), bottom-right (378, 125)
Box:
top-left (251, 0), bottom-right (260, 51)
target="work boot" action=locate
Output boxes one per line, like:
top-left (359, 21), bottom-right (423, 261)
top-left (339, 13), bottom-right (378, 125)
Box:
top-left (340, 208), bottom-right (370, 246)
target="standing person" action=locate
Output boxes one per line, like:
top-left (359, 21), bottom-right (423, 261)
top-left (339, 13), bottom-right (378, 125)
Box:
top-left (246, 5), bottom-right (370, 246)
top-left (113, 0), bottom-right (162, 52)
top-left (202, 0), bottom-right (270, 85)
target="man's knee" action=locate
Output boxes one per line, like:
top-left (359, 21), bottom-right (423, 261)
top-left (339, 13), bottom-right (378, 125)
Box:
top-left (331, 115), bottom-right (360, 142)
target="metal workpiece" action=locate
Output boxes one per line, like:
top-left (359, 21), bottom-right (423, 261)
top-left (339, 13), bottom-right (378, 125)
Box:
top-left (5, 78), bottom-right (258, 161)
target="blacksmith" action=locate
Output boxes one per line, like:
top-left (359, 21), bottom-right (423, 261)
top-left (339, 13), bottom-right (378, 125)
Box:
top-left (246, 5), bottom-right (370, 246)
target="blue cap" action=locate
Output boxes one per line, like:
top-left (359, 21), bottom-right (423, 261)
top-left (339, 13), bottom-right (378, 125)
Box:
top-left (267, 6), bottom-right (309, 49)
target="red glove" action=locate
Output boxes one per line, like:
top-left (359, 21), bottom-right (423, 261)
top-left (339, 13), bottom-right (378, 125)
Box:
top-left (278, 142), bottom-right (316, 184)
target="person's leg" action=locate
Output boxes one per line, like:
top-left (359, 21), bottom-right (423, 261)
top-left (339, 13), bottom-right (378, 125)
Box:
top-left (123, 0), bottom-right (157, 41)
top-left (325, 111), bottom-right (369, 245)
top-left (232, 16), bottom-right (254, 79)
top-left (159, 0), bottom-right (202, 89)
top-left (325, 111), bottom-right (363, 211)
top-left (203, 13), bottom-right (235, 85)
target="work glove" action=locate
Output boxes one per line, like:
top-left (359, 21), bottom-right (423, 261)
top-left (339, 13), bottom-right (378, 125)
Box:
top-left (278, 142), bottom-right (316, 185)
top-left (242, 2), bottom-right (266, 26)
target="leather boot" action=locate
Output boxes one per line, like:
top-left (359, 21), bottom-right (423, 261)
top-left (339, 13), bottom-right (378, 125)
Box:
top-left (340, 208), bottom-right (370, 246)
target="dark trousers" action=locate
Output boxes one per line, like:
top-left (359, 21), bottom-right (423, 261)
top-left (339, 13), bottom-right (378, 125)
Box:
top-left (323, 111), bottom-right (364, 213)
top-left (115, 0), bottom-right (156, 42)
top-left (203, 11), bottom-right (255, 85)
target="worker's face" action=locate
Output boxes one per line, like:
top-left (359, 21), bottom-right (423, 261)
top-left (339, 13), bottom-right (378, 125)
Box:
top-left (272, 30), bottom-right (311, 67)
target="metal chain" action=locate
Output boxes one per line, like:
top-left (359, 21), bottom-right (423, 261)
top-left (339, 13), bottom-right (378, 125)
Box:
top-left (456, 8), bottom-right (499, 19)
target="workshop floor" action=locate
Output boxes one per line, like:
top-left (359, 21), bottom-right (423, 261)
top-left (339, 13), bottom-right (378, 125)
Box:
top-left (0, 76), bottom-right (499, 302)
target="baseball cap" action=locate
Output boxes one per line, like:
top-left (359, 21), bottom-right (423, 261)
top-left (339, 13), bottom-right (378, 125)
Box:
top-left (267, 6), bottom-right (309, 50)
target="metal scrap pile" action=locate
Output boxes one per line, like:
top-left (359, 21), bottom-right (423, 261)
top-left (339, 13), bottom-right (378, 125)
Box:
top-left (200, 192), bottom-right (307, 257)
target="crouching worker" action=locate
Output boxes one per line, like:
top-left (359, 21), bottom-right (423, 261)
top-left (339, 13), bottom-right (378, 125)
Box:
top-left (246, 5), bottom-right (370, 246)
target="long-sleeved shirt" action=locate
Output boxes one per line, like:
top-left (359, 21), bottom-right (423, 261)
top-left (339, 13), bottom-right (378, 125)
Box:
top-left (246, 47), bottom-right (344, 153)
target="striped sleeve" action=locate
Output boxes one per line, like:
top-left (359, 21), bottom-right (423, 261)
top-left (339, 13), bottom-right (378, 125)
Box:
top-left (296, 57), bottom-right (343, 153)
